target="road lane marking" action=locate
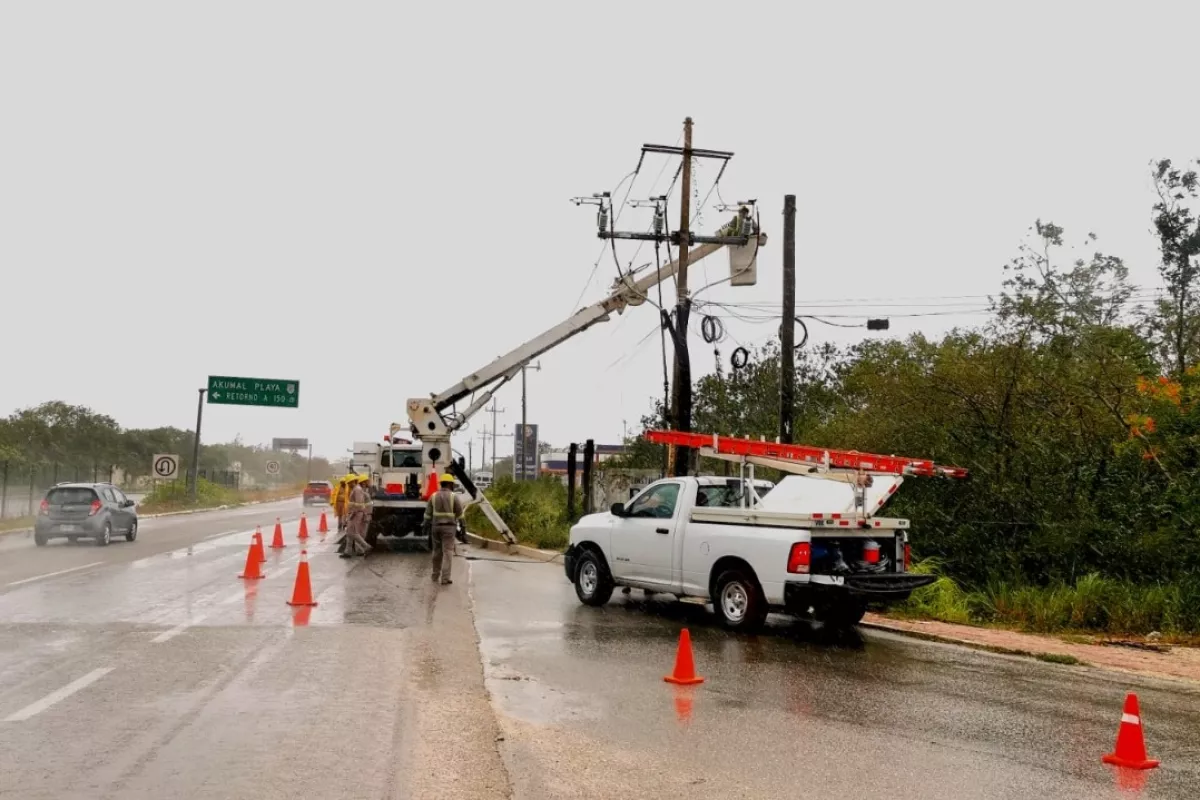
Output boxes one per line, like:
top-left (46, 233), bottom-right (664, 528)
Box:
top-left (203, 529), bottom-right (242, 541)
top-left (5, 561), bottom-right (104, 588)
top-left (3, 667), bottom-right (114, 722)
top-left (151, 613), bottom-right (209, 643)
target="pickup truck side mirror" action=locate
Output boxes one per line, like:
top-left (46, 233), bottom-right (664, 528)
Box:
top-left (610, 502), bottom-right (625, 517)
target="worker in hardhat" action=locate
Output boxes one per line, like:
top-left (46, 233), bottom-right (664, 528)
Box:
top-left (424, 473), bottom-right (465, 585)
top-left (342, 475), bottom-right (372, 558)
top-left (332, 475), bottom-right (352, 534)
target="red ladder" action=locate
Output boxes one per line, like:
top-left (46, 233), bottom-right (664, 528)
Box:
top-left (644, 430), bottom-right (968, 479)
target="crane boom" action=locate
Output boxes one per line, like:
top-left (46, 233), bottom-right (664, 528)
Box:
top-left (432, 242), bottom-right (724, 415)
top-left (404, 233), bottom-right (767, 544)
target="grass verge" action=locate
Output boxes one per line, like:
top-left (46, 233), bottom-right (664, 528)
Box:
top-left (136, 479), bottom-right (302, 514)
top-left (894, 560), bottom-right (1200, 638)
top-left (0, 515), bottom-right (35, 533)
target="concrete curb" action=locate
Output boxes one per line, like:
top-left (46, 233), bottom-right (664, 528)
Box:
top-left (859, 619), bottom-right (1088, 667)
top-left (465, 532), bottom-right (565, 564)
top-left (0, 495), bottom-right (302, 540)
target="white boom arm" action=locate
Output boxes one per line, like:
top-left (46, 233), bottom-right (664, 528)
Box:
top-left (405, 234), bottom-right (767, 543)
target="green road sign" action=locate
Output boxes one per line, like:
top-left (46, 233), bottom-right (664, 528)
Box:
top-left (207, 376), bottom-right (300, 408)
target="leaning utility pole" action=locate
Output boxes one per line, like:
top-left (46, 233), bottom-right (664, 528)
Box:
top-left (780, 194), bottom-right (797, 444)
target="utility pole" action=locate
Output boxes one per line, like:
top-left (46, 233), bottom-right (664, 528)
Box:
top-left (468, 440), bottom-right (473, 474)
top-left (189, 388), bottom-right (206, 501)
top-left (577, 117), bottom-right (761, 475)
top-left (671, 117), bottom-right (695, 477)
top-left (519, 362), bottom-right (541, 480)
top-left (780, 194), bottom-right (797, 444)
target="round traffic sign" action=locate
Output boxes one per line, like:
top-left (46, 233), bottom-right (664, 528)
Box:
top-left (153, 455), bottom-right (178, 478)
top-left (265, 460), bottom-right (281, 475)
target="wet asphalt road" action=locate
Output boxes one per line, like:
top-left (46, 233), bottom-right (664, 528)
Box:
top-left (0, 503), bottom-right (507, 799)
top-left (3, 503), bottom-right (1197, 800)
top-left (0, 497), bottom-right (296, 587)
top-left (470, 556), bottom-right (1200, 800)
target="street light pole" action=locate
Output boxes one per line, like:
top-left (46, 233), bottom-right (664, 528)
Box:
top-left (519, 362), bottom-right (541, 480)
top-left (190, 388), bottom-right (206, 502)
top-left (306, 443), bottom-right (313, 483)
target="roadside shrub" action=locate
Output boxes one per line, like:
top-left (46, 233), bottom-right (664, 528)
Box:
top-left (465, 475), bottom-right (571, 550)
top-left (893, 559), bottom-right (974, 624)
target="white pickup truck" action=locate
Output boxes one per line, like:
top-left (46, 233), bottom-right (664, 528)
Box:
top-left (563, 474), bottom-right (936, 631)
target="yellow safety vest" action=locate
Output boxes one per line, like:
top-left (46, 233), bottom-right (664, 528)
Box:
top-left (425, 490), bottom-right (461, 527)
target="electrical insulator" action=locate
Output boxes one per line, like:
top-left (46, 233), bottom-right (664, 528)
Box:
top-left (653, 206), bottom-right (665, 235)
top-left (597, 207), bottom-right (609, 233)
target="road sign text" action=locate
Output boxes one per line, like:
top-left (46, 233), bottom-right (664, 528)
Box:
top-left (207, 376), bottom-right (300, 408)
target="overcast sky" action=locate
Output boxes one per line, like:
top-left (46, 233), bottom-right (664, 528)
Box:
top-left (3, 2), bottom-right (1197, 466)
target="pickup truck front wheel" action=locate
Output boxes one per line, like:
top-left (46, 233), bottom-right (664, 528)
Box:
top-left (574, 551), bottom-right (614, 606)
top-left (713, 569), bottom-right (768, 631)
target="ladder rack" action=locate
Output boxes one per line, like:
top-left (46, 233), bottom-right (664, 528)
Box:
top-left (644, 430), bottom-right (968, 479)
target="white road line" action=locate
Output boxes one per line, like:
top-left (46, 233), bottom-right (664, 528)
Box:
top-left (5, 562), bottom-right (104, 588)
top-left (3, 667), bottom-right (114, 722)
top-left (151, 614), bottom-right (209, 644)
top-left (203, 529), bottom-right (242, 541)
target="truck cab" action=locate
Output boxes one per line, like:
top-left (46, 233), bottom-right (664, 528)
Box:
top-left (364, 438), bottom-right (430, 548)
top-left (563, 474), bottom-right (935, 631)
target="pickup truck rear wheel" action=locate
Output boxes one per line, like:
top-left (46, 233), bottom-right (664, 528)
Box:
top-left (713, 569), bottom-right (768, 631)
top-left (574, 551), bottom-right (614, 606)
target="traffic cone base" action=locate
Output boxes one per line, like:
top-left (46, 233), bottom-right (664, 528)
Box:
top-left (664, 628), bottom-right (704, 685)
top-left (239, 540), bottom-right (264, 580)
top-left (270, 518), bottom-right (286, 549)
top-left (1102, 693), bottom-right (1160, 770)
top-left (286, 549), bottom-right (318, 607)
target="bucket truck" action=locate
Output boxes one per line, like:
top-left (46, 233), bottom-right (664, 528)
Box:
top-left (400, 226), bottom-right (768, 546)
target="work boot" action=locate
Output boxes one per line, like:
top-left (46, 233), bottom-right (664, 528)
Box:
top-left (440, 578), bottom-right (453, 586)
top-left (431, 574), bottom-right (439, 583)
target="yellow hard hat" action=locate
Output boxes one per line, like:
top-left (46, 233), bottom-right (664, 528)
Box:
top-left (358, 475), bottom-right (370, 483)
top-left (440, 474), bottom-right (456, 484)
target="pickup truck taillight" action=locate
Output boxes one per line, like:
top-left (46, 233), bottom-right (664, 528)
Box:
top-left (904, 543), bottom-right (911, 571)
top-left (787, 542), bottom-right (811, 574)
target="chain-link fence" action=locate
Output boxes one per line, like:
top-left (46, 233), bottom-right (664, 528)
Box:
top-left (0, 460), bottom-right (122, 519)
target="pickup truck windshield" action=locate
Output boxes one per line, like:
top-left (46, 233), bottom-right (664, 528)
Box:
top-left (627, 483), bottom-right (680, 518)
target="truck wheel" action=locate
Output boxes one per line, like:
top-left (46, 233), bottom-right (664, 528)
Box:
top-left (574, 551), bottom-right (614, 606)
top-left (713, 569), bottom-right (768, 631)
top-left (818, 598), bottom-right (868, 630)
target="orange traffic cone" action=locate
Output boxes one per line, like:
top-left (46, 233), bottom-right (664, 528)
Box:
top-left (298, 513), bottom-right (309, 541)
top-left (239, 539), bottom-right (264, 580)
top-left (286, 549), bottom-right (317, 607)
top-left (664, 628), bottom-right (704, 685)
top-left (253, 528), bottom-right (266, 563)
top-left (270, 518), bottom-right (285, 549)
top-left (318, 511), bottom-right (329, 534)
top-left (422, 472), bottom-right (438, 500)
top-left (1102, 693), bottom-right (1160, 770)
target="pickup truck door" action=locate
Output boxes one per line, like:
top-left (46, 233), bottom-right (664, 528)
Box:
top-left (610, 481), bottom-right (682, 588)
